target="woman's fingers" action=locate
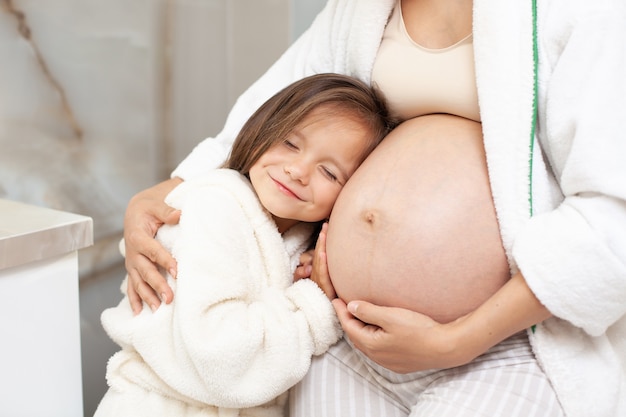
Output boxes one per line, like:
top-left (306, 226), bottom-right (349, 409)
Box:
top-left (126, 269), bottom-right (160, 314)
top-left (122, 178), bottom-right (182, 312)
top-left (125, 226), bottom-right (177, 277)
top-left (333, 298), bottom-right (466, 373)
top-left (333, 299), bottom-right (384, 346)
top-left (125, 248), bottom-right (174, 313)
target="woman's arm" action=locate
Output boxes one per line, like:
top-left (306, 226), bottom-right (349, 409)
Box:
top-left (123, 177), bottom-right (182, 314)
top-left (334, 271), bottom-right (550, 373)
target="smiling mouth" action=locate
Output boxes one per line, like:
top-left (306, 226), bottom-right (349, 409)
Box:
top-left (272, 177), bottom-right (303, 200)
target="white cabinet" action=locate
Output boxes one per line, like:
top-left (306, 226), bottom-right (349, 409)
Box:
top-left (0, 199), bottom-right (92, 417)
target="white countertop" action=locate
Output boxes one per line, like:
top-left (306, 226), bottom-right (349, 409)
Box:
top-left (0, 199), bottom-right (93, 270)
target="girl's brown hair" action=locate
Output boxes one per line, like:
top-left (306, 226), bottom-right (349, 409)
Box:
top-left (225, 73), bottom-right (394, 174)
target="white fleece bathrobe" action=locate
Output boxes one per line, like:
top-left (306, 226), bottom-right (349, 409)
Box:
top-left (95, 170), bottom-right (342, 416)
top-left (172, 1), bottom-right (626, 416)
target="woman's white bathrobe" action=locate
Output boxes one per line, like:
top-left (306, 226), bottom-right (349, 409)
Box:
top-left (96, 169), bottom-right (341, 416)
top-left (171, 1), bottom-right (626, 416)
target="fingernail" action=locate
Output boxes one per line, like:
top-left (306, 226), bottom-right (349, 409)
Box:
top-left (161, 293), bottom-right (168, 303)
top-left (305, 265), bottom-right (313, 275)
top-left (150, 304), bottom-right (157, 312)
top-left (169, 268), bottom-right (176, 278)
top-left (348, 301), bottom-right (358, 314)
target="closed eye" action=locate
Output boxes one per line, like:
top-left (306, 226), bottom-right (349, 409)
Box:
top-left (284, 140), bottom-right (299, 150)
top-left (321, 166), bottom-right (340, 183)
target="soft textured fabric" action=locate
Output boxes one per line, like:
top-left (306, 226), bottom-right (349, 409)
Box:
top-left (171, 1), bottom-right (626, 416)
top-left (96, 169), bottom-right (342, 416)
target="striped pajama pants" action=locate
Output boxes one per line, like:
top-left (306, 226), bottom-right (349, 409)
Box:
top-left (289, 332), bottom-right (564, 416)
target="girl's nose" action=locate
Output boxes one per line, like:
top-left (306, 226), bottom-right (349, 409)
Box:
top-left (284, 160), bottom-right (310, 184)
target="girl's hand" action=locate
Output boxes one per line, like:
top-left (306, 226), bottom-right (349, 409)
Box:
top-left (124, 177), bottom-right (182, 314)
top-left (294, 223), bottom-right (337, 300)
top-left (310, 223), bottom-right (337, 299)
top-left (294, 250), bottom-right (313, 280)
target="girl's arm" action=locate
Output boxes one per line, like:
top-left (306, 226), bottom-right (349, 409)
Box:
top-left (120, 179), bottom-right (341, 407)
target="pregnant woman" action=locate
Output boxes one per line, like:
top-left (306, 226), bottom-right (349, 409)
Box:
top-left (120, 1), bottom-right (626, 416)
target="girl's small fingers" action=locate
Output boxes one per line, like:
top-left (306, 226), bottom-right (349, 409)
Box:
top-left (294, 264), bottom-right (313, 280)
top-left (299, 250), bottom-right (314, 265)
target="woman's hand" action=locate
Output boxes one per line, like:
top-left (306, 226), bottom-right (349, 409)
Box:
top-left (333, 272), bottom-right (552, 373)
top-left (295, 223), bottom-right (337, 300)
top-left (124, 177), bottom-right (183, 314)
top-left (332, 298), bottom-right (470, 373)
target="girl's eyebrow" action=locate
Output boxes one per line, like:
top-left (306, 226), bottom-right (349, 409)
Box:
top-left (291, 129), bottom-right (305, 141)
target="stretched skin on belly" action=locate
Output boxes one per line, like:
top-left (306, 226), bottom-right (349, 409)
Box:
top-left (326, 114), bottom-right (510, 323)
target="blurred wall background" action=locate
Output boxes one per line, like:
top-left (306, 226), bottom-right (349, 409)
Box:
top-left (0, 0), bottom-right (324, 414)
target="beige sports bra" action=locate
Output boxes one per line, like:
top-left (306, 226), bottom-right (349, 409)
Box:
top-left (371, 2), bottom-right (480, 122)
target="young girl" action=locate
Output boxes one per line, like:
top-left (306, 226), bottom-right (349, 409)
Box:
top-left (94, 73), bottom-right (392, 417)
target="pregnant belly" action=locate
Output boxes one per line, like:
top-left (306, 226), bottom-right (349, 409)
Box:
top-left (326, 114), bottom-right (510, 323)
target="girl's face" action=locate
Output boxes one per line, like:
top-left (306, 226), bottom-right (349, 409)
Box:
top-left (249, 106), bottom-right (372, 233)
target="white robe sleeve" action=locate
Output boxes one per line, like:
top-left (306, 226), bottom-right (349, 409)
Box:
top-left (513, 4), bottom-right (626, 335)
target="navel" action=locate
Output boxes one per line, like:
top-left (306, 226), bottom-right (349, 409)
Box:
top-left (360, 208), bottom-right (382, 228)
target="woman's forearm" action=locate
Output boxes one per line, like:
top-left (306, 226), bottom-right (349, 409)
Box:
top-left (454, 271), bottom-right (552, 363)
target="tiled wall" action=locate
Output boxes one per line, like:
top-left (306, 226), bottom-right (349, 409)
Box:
top-left (0, 0), bottom-right (324, 414)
